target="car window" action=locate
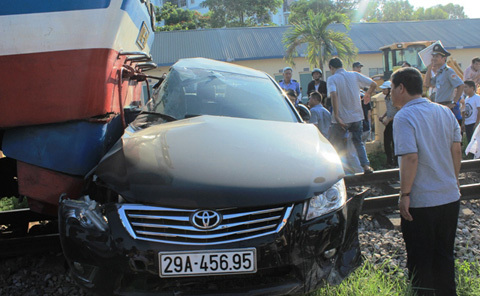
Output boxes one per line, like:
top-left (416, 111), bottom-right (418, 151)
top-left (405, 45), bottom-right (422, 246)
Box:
top-left (152, 67), bottom-right (298, 122)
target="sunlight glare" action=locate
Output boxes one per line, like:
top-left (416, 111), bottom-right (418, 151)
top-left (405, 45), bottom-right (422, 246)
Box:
top-left (355, 0), bottom-right (371, 22)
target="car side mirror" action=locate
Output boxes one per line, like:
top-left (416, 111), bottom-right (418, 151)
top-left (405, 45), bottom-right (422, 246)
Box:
top-left (296, 104), bottom-right (311, 122)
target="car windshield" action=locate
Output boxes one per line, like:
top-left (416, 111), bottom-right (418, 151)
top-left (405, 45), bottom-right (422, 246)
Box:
top-left (151, 65), bottom-right (298, 122)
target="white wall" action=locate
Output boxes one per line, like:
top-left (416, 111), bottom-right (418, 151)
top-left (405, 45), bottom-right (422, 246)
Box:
top-left (148, 47), bottom-right (478, 93)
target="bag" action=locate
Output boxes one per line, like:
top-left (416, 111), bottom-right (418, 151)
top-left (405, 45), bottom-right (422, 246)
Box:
top-left (452, 101), bottom-right (462, 120)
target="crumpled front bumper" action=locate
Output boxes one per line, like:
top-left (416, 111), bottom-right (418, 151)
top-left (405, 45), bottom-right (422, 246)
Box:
top-left (58, 194), bottom-right (364, 295)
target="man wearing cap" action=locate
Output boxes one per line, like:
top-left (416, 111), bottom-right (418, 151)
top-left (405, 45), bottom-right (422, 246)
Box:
top-left (327, 57), bottom-right (377, 174)
top-left (279, 67), bottom-right (301, 103)
top-left (307, 68), bottom-right (327, 99)
top-left (424, 43), bottom-right (464, 107)
top-left (378, 81), bottom-right (399, 167)
top-left (352, 62), bottom-right (363, 73)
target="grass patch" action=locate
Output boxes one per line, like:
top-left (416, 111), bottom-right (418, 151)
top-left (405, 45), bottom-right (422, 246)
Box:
top-left (457, 260), bottom-right (480, 295)
top-left (0, 196), bottom-right (28, 211)
top-left (316, 260), bottom-right (412, 296)
top-left (315, 260), bottom-right (480, 296)
top-left (367, 151), bottom-right (388, 171)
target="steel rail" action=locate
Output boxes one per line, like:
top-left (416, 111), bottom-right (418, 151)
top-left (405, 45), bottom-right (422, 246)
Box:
top-left (0, 233), bottom-right (61, 259)
top-left (0, 208), bottom-right (55, 226)
top-left (361, 183), bottom-right (480, 214)
top-left (345, 159), bottom-right (480, 187)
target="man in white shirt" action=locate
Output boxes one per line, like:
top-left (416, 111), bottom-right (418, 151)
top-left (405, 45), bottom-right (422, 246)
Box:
top-left (327, 58), bottom-right (377, 174)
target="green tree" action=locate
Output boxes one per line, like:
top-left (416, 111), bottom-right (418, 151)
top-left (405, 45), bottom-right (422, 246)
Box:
top-left (382, 0), bottom-right (414, 21)
top-left (416, 6), bottom-right (449, 20)
top-left (288, 0), bottom-right (358, 24)
top-left (283, 10), bottom-right (357, 72)
top-left (357, 0), bottom-right (382, 22)
top-left (412, 7), bottom-right (425, 20)
top-left (201, 0), bottom-right (282, 27)
top-left (196, 11), bottom-right (212, 29)
top-left (413, 4), bottom-right (466, 20)
top-left (155, 2), bottom-right (205, 31)
top-left (359, 0), bottom-right (466, 22)
top-left (431, 4), bottom-right (466, 19)
top-left (360, 0), bottom-right (414, 22)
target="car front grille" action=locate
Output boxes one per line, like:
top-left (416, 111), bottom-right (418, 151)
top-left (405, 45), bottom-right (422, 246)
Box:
top-left (118, 204), bottom-right (294, 245)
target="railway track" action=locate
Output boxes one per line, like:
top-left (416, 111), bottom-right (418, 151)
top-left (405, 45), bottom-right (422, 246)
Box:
top-left (1, 159), bottom-right (479, 258)
top-left (345, 159), bottom-right (480, 213)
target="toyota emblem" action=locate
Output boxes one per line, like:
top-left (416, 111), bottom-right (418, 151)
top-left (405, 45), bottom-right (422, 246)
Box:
top-left (191, 210), bottom-right (222, 230)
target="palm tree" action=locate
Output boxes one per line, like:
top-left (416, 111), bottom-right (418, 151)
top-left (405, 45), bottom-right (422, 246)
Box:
top-left (283, 10), bottom-right (357, 73)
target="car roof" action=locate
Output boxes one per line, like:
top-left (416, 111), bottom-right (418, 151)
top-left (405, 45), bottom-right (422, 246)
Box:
top-left (172, 57), bottom-right (268, 79)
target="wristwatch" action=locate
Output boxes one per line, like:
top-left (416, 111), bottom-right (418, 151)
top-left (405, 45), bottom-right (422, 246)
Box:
top-left (399, 192), bottom-right (410, 197)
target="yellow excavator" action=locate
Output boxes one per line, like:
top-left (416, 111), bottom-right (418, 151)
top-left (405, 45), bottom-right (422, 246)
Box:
top-left (367, 41), bottom-right (464, 153)
top-left (372, 40), bottom-right (464, 90)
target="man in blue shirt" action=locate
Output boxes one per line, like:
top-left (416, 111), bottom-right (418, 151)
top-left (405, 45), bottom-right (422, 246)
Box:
top-left (392, 67), bottom-right (462, 296)
top-left (279, 67), bottom-right (301, 103)
top-left (424, 43), bottom-right (464, 107)
top-left (308, 92), bottom-right (331, 138)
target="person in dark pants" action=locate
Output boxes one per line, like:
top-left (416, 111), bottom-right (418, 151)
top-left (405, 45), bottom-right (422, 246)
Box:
top-left (360, 91), bottom-right (372, 143)
top-left (463, 80), bottom-right (480, 144)
top-left (378, 81), bottom-right (398, 167)
top-left (327, 58), bottom-right (377, 175)
top-left (391, 67), bottom-right (462, 296)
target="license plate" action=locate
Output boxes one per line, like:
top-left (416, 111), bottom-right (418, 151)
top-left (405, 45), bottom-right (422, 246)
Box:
top-left (159, 248), bottom-right (256, 277)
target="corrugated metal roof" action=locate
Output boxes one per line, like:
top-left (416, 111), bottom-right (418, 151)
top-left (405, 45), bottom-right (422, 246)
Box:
top-left (151, 18), bottom-right (480, 66)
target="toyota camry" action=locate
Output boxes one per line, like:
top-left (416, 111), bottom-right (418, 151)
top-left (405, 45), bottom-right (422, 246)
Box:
top-left (58, 58), bottom-right (364, 295)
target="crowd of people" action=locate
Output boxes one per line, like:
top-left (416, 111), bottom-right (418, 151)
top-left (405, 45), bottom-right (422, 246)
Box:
top-left (278, 42), bottom-right (479, 296)
top-left (278, 46), bottom-right (479, 174)
top-left (423, 45), bottom-right (480, 159)
top-left (278, 59), bottom-right (377, 174)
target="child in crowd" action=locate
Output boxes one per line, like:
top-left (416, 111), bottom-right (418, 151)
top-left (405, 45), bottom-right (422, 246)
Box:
top-left (463, 80), bottom-right (480, 144)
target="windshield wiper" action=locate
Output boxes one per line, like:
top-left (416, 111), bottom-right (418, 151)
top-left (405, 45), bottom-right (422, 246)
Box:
top-left (127, 111), bottom-right (177, 131)
top-left (185, 114), bottom-right (201, 119)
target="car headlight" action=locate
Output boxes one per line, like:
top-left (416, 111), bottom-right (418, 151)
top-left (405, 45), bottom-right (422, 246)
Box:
top-left (305, 179), bottom-right (346, 220)
top-left (60, 195), bottom-right (109, 232)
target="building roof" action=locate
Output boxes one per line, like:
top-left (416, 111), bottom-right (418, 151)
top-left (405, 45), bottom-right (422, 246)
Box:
top-left (151, 18), bottom-right (480, 66)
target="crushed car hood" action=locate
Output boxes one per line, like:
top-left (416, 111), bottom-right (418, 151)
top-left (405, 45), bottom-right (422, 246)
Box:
top-left (95, 115), bottom-right (344, 208)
